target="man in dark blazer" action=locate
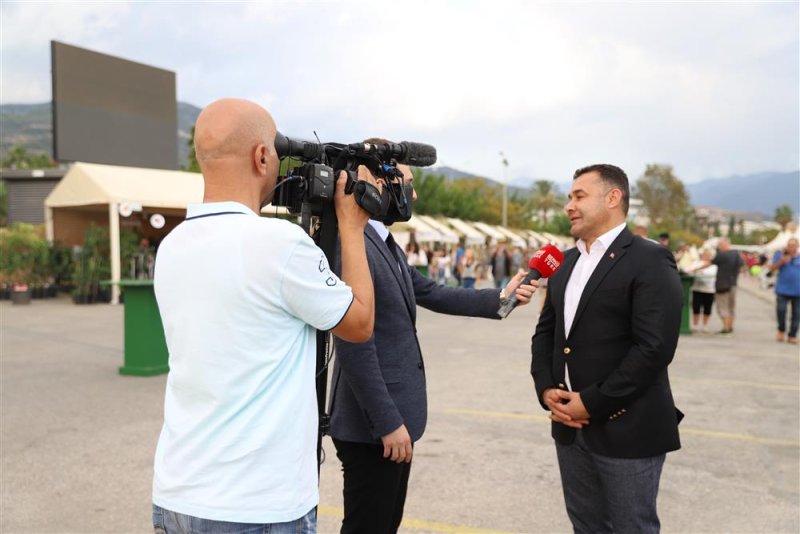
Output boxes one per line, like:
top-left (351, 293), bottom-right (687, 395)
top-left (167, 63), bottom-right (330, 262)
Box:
top-left (330, 162), bottom-right (536, 534)
top-left (531, 164), bottom-right (683, 534)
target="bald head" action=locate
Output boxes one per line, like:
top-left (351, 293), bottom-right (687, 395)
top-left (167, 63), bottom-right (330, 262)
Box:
top-left (194, 98), bottom-right (280, 208)
top-left (194, 98), bottom-right (276, 163)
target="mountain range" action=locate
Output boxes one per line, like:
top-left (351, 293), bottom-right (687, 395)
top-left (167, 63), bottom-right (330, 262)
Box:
top-left (0, 101), bottom-right (201, 170)
top-left (1, 102), bottom-right (797, 217)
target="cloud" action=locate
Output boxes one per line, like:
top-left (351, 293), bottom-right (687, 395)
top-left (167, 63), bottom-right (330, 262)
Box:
top-left (1, 1), bottom-right (797, 183)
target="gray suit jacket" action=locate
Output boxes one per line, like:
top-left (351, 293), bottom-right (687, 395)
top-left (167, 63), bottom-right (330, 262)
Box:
top-left (330, 225), bottom-right (502, 443)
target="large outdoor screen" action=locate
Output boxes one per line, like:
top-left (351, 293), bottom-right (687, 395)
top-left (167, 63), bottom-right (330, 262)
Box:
top-left (51, 41), bottom-right (177, 169)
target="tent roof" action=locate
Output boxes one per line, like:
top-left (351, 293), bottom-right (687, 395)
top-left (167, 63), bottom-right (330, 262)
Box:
top-left (44, 161), bottom-right (288, 214)
top-left (396, 215), bottom-right (445, 242)
top-left (494, 226), bottom-right (527, 247)
top-left (415, 215), bottom-right (460, 244)
top-left (445, 218), bottom-right (486, 245)
top-left (45, 162), bottom-right (204, 209)
top-left (471, 221), bottom-right (506, 242)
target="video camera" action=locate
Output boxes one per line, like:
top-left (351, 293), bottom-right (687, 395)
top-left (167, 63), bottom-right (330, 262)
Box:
top-left (272, 132), bottom-right (437, 225)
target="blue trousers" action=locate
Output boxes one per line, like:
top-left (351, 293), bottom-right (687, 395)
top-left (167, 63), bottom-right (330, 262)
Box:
top-left (153, 504), bottom-right (316, 534)
top-left (555, 430), bottom-right (665, 534)
top-left (776, 293), bottom-right (800, 338)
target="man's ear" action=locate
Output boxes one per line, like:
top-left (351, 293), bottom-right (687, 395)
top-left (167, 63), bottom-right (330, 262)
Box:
top-left (254, 144), bottom-right (268, 173)
top-left (607, 188), bottom-right (622, 209)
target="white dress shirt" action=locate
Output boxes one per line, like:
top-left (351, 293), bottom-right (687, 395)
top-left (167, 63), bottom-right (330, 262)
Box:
top-left (563, 222), bottom-right (627, 389)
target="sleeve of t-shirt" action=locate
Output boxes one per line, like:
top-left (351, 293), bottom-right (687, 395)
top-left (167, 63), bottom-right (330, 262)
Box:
top-left (280, 235), bottom-right (354, 331)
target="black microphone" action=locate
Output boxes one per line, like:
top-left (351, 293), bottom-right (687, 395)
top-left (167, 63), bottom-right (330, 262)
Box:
top-left (497, 245), bottom-right (564, 318)
top-left (352, 141), bottom-right (437, 167)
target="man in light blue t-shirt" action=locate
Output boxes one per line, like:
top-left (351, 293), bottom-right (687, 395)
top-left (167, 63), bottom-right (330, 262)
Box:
top-left (770, 237), bottom-right (800, 344)
top-left (152, 98), bottom-right (376, 533)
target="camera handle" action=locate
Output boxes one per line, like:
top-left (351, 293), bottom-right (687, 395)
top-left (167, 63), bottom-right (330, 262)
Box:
top-left (344, 169), bottom-right (384, 218)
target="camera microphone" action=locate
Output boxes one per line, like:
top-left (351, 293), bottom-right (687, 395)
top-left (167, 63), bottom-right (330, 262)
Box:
top-left (497, 244), bottom-right (564, 318)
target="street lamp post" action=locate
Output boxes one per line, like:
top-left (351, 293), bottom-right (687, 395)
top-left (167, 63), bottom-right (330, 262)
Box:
top-left (499, 151), bottom-right (509, 227)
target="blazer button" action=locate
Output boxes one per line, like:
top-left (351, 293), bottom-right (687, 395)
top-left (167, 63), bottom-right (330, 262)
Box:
top-left (418, 361), bottom-right (423, 369)
top-left (563, 347), bottom-right (571, 355)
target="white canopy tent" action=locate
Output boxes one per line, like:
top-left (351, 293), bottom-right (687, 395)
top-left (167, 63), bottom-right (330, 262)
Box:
top-left (494, 226), bottom-right (528, 248)
top-left (525, 230), bottom-right (548, 248)
top-left (471, 221), bottom-right (506, 244)
top-left (763, 224), bottom-right (799, 254)
top-left (445, 217), bottom-right (487, 246)
top-left (44, 162), bottom-right (287, 304)
top-left (396, 215), bottom-right (445, 243)
top-left (415, 215), bottom-right (460, 244)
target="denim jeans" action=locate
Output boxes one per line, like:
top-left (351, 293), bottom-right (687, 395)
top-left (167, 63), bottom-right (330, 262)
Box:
top-left (153, 504), bottom-right (316, 534)
top-left (555, 431), bottom-right (665, 534)
top-left (776, 293), bottom-right (800, 337)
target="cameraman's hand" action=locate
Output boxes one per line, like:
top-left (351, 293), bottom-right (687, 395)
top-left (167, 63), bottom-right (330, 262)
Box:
top-left (332, 167), bottom-right (377, 344)
top-left (335, 168), bottom-right (376, 232)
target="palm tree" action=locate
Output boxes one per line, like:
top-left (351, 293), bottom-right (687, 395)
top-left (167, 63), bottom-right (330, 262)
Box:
top-left (530, 180), bottom-right (562, 225)
top-left (775, 205), bottom-right (794, 231)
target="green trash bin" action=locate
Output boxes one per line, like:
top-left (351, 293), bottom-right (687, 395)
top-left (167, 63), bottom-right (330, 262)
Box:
top-left (117, 280), bottom-right (169, 376)
top-left (679, 274), bottom-right (694, 335)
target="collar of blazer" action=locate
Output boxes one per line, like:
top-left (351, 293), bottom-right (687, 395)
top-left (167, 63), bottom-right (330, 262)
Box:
top-left (561, 227), bottom-right (634, 338)
top-left (364, 224), bottom-right (416, 321)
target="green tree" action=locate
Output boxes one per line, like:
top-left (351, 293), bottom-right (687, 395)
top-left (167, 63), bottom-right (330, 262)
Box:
top-left (0, 180), bottom-right (7, 227)
top-left (634, 164), bottom-right (691, 231)
top-left (1, 145), bottom-right (54, 169)
top-left (775, 204), bottom-right (794, 231)
top-left (184, 125), bottom-right (201, 172)
top-left (529, 180), bottom-right (564, 225)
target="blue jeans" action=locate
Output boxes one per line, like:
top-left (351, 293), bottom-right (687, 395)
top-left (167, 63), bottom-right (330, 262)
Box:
top-left (461, 277), bottom-right (476, 289)
top-left (153, 504), bottom-right (316, 534)
top-left (555, 431), bottom-right (665, 534)
top-left (776, 293), bottom-right (800, 338)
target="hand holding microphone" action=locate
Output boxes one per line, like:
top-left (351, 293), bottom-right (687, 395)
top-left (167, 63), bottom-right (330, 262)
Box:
top-left (497, 244), bottom-right (564, 318)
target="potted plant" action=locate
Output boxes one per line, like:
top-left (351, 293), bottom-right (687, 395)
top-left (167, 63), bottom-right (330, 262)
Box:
top-left (0, 224), bottom-right (49, 305)
top-left (72, 224), bottom-right (111, 304)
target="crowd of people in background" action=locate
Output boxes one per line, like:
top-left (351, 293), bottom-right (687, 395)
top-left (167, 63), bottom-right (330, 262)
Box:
top-left (404, 238), bottom-right (543, 289)
top-left (404, 228), bottom-right (800, 345)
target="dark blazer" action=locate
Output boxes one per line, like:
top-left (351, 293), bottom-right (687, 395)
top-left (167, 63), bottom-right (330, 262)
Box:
top-left (330, 224), bottom-right (501, 444)
top-left (531, 228), bottom-right (684, 458)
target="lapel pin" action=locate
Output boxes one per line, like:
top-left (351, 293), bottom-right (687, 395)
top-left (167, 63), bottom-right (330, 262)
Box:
top-left (609, 252), bottom-right (616, 259)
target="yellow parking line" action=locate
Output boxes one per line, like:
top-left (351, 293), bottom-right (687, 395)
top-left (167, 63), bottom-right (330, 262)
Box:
top-left (317, 505), bottom-right (514, 534)
top-left (671, 375), bottom-right (800, 391)
top-left (679, 428), bottom-right (799, 446)
top-left (444, 408), bottom-right (800, 447)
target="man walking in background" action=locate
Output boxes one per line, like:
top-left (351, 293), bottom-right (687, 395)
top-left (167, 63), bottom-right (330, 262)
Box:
top-left (712, 237), bottom-right (744, 335)
top-left (769, 237), bottom-right (800, 344)
top-left (531, 163), bottom-right (683, 533)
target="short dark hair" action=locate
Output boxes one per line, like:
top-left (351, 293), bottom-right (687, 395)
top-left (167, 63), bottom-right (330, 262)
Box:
top-left (573, 163), bottom-right (630, 215)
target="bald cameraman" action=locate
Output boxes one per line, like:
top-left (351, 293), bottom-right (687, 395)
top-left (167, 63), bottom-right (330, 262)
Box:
top-left (152, 98), bottom-right (376, 533)
top-left (328, 151), bottom-right (537, 534)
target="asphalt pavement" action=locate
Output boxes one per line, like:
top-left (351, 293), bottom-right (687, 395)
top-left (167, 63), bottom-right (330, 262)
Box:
top-left (1, 274), bottom-right (798, 533)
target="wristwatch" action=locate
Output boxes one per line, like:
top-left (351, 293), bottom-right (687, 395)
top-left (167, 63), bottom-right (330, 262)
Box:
top-left (499, 288), bottom-right (510, 305)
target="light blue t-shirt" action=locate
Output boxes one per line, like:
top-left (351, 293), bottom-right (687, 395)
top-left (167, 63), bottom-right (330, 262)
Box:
top-left (773, 251), bottom-right (800, 297)
top-left (152, 202), bottom-right (353, 523)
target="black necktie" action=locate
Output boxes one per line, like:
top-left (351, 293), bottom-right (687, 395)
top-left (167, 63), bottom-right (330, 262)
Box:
top-left (385, 233), bottom-right (400, 263)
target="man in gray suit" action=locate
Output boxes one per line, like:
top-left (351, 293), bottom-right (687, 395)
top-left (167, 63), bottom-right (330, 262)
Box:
top-left (329, 160), bottom-right (537, 533)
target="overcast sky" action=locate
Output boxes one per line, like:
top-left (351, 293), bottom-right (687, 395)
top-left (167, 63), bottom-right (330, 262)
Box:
top-left (1, 1), bottom-right (798, 185)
